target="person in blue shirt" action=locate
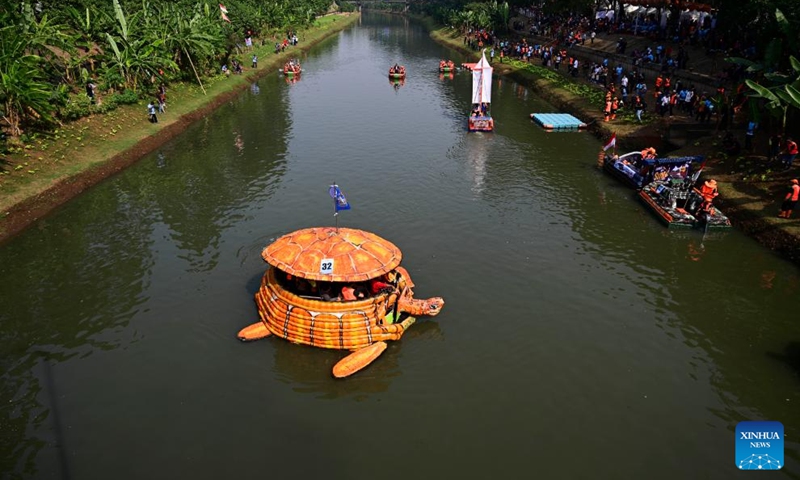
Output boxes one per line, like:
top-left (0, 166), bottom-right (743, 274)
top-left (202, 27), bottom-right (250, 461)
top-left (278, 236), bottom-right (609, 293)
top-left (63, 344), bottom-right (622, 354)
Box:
top-left (745, 121), bottom-right (757, 151)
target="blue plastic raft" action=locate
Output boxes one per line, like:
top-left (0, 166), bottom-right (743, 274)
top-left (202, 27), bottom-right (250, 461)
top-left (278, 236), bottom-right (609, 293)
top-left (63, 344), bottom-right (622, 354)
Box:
top-left (529, 113), bottom-right (587, 131)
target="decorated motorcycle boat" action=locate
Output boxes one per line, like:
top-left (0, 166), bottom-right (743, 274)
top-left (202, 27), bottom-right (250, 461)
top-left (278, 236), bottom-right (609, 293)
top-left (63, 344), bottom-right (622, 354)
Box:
top-left (238, 227), bottom-right (445, 377)
top-left (468, 50), bottom-right (494, 132)
top-left (439, 60), bottom-right (455, 73)
top-left (388, 64), bottom-right (406, 79)
top-left (639, 179), bottom-right (732, 230)
top-left (603, 151), bottom-right (704, 190)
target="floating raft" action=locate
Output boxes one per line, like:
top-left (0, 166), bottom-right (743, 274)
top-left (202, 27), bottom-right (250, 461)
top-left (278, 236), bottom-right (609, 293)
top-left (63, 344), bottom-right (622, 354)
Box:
top-left (530, 113), bottom-right (587, 131)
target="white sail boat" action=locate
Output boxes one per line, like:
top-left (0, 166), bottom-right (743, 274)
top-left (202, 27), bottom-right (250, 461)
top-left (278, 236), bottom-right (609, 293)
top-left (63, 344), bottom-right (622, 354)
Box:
top-left (468, 49), bottom-right (494, 132)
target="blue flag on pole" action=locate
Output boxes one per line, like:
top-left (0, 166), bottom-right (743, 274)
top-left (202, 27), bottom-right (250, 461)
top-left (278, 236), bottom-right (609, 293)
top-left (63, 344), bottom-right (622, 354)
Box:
top-left (329, 184), bottom-right (351, 212)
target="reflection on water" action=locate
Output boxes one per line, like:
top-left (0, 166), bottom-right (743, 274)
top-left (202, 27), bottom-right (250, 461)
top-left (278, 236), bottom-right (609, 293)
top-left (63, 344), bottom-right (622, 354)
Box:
top-left (269, 320), bottom-right (444, 399)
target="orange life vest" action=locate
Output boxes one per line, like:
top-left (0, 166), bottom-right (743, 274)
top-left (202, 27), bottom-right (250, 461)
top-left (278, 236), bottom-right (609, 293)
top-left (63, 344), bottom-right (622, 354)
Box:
top-left (700, 184), bottom-right (717, 201)
top-left (341, 287), bottom-right (356, 301)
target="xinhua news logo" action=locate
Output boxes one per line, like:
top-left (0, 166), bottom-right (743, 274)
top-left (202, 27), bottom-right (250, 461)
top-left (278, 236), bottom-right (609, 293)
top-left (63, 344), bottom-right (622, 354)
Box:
top-left (735, 421), bottom-right (784, 470)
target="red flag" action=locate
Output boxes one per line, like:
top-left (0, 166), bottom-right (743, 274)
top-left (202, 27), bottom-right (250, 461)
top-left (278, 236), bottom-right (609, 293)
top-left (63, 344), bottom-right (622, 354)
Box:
top-left (603, 132), bottom-right (616, 151)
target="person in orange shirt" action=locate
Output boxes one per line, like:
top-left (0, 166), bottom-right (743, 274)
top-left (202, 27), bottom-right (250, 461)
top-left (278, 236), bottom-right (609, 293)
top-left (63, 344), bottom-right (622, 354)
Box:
top-left (778, 178), bottom-right (800, 218)
top-left (700, 179), bottom-right (719, 203)
top-left (780, 137), bottom-right (799, 170)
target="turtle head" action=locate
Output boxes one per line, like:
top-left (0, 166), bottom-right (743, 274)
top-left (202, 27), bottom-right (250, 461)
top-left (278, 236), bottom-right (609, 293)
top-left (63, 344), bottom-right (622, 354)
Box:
top-left (422, 297), bottom-right (445, 317)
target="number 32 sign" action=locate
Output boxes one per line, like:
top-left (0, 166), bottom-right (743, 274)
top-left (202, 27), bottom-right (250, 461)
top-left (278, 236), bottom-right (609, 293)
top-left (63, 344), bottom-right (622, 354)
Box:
top-left (320, 258), bottom-right (334, 274)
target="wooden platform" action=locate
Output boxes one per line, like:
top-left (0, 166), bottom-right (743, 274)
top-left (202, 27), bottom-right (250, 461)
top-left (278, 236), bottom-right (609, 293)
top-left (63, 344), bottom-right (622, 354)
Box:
top-left (529, 113), bottom-right (587, 131)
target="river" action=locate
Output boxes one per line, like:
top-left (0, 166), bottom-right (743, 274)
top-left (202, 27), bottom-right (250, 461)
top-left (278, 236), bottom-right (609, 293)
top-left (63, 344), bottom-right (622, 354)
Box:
top-left (0, 12), bottom-right (798, 479)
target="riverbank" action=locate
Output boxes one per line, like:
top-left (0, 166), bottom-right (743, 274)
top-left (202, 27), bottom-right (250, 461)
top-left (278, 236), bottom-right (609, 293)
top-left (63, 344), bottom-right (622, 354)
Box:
top-left (0, 13), bottom-right (359, 246)
top-left (429, 24), bottom-right (800, 265)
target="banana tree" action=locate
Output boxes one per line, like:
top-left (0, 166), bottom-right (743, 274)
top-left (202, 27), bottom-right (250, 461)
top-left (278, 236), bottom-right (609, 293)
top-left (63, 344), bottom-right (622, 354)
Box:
top-left (105, 34), bottom-right (175, 91)
top-left (0, 16), bottom-right (61, 137)
top-left (152, 4), bottom-right (218, 94)
top-left (0, 55), bottom-right (58, 137)
top-left (103, 0), bottom-right (176, 91)
top-left (745, 57), bottom-right (800, 136)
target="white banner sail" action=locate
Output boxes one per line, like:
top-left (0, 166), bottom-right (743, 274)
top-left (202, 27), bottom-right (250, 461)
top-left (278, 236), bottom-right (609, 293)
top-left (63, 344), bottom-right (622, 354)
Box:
top-left (471, 50), bottom-right (493, 105)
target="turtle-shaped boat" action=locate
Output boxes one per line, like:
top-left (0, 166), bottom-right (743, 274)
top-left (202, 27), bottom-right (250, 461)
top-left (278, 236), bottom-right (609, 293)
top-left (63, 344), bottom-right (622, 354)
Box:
top-left (238, 227), bottom-right (444, 377)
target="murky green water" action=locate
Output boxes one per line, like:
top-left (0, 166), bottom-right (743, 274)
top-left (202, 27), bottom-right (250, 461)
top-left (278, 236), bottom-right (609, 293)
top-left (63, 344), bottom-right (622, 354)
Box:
top-left (1, 13), bottom-right (798, 479)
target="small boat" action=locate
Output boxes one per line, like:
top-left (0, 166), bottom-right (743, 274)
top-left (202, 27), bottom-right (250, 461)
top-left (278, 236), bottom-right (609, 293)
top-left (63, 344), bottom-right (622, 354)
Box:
top-left (439, 59), bottom-right (455, 73)
top-left (238, 227), bottom-right (445, 377)
top-left (468, 50), bottom-right (494, 132)
top-left (283, 60), bottom-right (301, 76)
top-left (388, 64), bottom-right (406, 79)
top-left (639, 180), bottom-right (732, 230)
top-left (603, 151), bottom-right (705, 190)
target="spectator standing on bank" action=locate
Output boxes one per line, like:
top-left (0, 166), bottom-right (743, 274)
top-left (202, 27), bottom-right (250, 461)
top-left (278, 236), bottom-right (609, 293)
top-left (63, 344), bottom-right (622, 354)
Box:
top-left (768, 133), bottom-right (782, 163)
top-left (744, 121), bottom-right (757, 151)
top-left (780, 137), bottom-right (799, 170)
top-left (252, 54), bottom-right (258, 68)
top-left (778, 179), bottom-right (800, 218)
top-left (86, 80), bottom-right (96, 104)
top-left (633, 95), bottom-right (645, 123)
top-left (147, 100), bottom-right (158, 123)
top-left (157, 84), bottom-right (166, 113)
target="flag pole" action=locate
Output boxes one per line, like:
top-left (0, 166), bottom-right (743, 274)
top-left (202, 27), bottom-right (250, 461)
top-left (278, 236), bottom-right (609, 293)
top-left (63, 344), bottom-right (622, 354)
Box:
top-left (613, 131), bottom-right (617, 155)
top-left (332, 181), bottom-right (339, 232)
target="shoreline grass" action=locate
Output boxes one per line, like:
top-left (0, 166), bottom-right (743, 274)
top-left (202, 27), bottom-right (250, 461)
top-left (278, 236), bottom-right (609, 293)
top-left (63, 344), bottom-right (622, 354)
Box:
top-left (0, 13), bottom-right (360, 242)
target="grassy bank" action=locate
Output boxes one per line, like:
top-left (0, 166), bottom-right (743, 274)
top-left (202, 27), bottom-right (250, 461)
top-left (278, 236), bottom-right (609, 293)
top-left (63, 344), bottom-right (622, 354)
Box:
top-left (429, 26), bottom-right (657, 146)
top-left (428, 23), bottom-right (800, 264)
top-left (0, 13), bottom-right (359, 244)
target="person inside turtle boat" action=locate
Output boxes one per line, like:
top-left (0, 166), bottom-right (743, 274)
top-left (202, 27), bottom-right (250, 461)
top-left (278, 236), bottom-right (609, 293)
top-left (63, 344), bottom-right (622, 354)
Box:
top-left (319, 282), bottom-right (341, 302)
top-left (370, 275), bottom-right (393, 295)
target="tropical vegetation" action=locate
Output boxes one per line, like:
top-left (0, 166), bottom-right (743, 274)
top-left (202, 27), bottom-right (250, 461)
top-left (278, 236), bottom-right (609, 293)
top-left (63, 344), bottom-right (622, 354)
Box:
top-left (0, 0), bottom-right (338, 140)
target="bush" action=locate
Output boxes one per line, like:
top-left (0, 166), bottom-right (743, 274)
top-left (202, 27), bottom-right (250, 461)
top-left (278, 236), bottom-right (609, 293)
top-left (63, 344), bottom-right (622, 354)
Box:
top-left (60, 93), bottom-right (93, 120)
top-left (57, 89), bottom-right (140, 120)
top-left (110, 89), bottom-right (139, 105)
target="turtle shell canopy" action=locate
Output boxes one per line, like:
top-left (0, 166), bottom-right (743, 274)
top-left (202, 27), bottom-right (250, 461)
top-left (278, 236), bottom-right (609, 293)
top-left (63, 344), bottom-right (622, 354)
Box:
top-left (262, 227), bottom-right (402, 282)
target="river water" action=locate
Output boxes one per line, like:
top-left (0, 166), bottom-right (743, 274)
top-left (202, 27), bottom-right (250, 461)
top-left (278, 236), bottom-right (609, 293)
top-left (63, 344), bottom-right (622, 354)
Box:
top-left (1, 12), bottom-right (798, 479)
